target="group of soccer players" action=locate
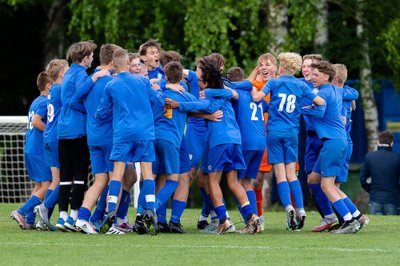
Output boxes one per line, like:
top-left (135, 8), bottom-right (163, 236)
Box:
top-left (11, 38), bottom-right (369, 235)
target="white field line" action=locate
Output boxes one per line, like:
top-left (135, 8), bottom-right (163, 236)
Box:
top-left (0, 242), bottom-right (397, 253)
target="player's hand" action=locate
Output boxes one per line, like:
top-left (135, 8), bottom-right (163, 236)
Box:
top-left (152, 83), bottom-right (160, 90)
top-left (210, 110), bottom-right (223, 121)
top-left (166, 84), bottom-right (185, 94)
top-left (165, 98), bottom-right (180, 109)
top-left (199, 90), bottom-right (205, 99)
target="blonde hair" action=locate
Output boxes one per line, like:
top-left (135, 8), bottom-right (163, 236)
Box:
top-left (257, 53), bottom-right (277, 66)
top-left (278, 52), bottom-right (302, 75)
top-left (112, 48), bottom-right (129, 70)
top-left (45, 59), bottom-right (69, 82)
top-left (332, 63), bottom-right (348, 86)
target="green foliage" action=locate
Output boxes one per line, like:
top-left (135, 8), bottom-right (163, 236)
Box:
top-left (379, 18), bottom-right (400, 85)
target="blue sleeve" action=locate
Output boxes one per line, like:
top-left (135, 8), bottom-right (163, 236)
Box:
top-left (96, 86), bottom-right (113, 120)
top-left (204, 88), bottom-right (233, 99)
top-left (303, 84), bottom-right (317, 102)
top-left (179, 98), bottom-right (224, 113)
top-left (342, 85), bottom-right (359, 101)
top-left (146, 79), bottom-right (165, 107)
top-left (228, 80), bottom-right (252, 91)
top-left (70, 75), bottom-right (95, 113)
top-left (182, 92), bottom-right (198, 102)
top-left (261, 80), bottom-right (273, 96)
top-left (186, 70), bottom-right (200, 98)
top-left (261, 99), bottom-right (270, 113)
top-left (301, 90), bottom-right (327, 118)
top-left (341, 104), bottom-right (348, 116)
top-left (36, 99), bottom-right (47, 118)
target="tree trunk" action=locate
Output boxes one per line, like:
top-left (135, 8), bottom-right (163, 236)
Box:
top-left (355, 0), bottom-right (379, 212)
top-left (314, 0), bottom-right (328, 49)
top-left (268, 0), bottom-right (288, 55)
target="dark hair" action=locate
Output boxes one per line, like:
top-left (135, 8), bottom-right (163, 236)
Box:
top-left (303, 54), bottom-right (323, 62)
top-left (208, 53), bottom-right (225, 72)
top-left (36, 71), bottom-right (52, 91)
top-left (311, 61), bottom-right (335, 82)
top-left (66, 40), bottom-right (97, 63)
top-left (198, 56), bottom-right (224, 88)
top-left (378, 131), bottom-right (393, 145)
top-left (159, 50), bottom-right (182, 67)
top-left (227, 67), bottom-right (244, 82)
top-left (164, 61), bottom-right (183, 84)
top-left (100, 44), bottom-right (121, 65)
top-left (139, 39), bottom-right (161, 56)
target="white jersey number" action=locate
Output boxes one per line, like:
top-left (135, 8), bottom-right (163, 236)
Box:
top-left (250, 102), bottom-right (264, 121)
top-left (47, 103), bottom-right (55, 123)
top-left (27, 111), bottom-right (35, 130)
top-left (278, 93), bottom-right (296, 113)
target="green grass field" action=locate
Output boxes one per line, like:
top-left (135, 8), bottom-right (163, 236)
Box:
top-left (1, 204), bottom-right (399, 265)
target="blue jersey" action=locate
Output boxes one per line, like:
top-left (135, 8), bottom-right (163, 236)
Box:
top-left (70, 69), bottom-right (113, 147)
top-left (299, 78), bottom-right (318, 132)
top-left (25, 95), bottom-right (47, 155)
top-left (154, 90), bottom-right (197, 149)
top-left (301, 83), bottom-right (346, 140)
top-left (179, 90), bottom-right (241, 148)
top-left (96, 72), bottom-right (164, 144)
top-left (58, 64), bottom-right (94, 139)
top-left (186, 70), bottom-right (207, 129)
top-left (43, 84), bottom-right (61, 144)
top-left (341, 85), bottom-right (359, 137)
top-left (232, 89), bottom-right (268, 151)
top-left (262, 75), bottom-right (316, 133)
top-left (148, 64), bottom-right (165, 80)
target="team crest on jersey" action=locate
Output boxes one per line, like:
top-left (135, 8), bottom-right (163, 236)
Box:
top-left (189, 154), bottom-right (193, 160)
top-left (208, 165), bottom-right (212, 171)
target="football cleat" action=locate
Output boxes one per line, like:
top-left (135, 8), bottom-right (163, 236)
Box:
top-left (334, 219), bottom-right (360, 234)
top-left (76, 219), bottom-right (98, 234)
top-left (169, 222), bottom-right (185, 234)
top-left (63, 216), bottom-right (78, 232)
top-left (11, 210), bottom-right (27, 230)
top-left (99, 210), bottom-right (116, 234)
top-left (143, 210), bottom-right (157, 236)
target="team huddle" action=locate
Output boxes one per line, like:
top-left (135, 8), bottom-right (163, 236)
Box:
top-left (11, 39), bottom-right (369, 235)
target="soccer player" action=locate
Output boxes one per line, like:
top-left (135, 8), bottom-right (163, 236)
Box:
top-left (96, 48), bottom-right (164, 235)
top-left (251, 52), bottom-right (324, 230)
top-left (56, 40), bottom-right (110, 232)
top-left (301, 61), bottom-right (363, 234)
top-left (139, 39), bottom-right (165, 81)
top-left (35, 59), bottom-right (69, 231)
top-left (128, 52), bottom-right (142, 75)
top-left (69, 43), bottom-right (120, 234)
top-left (227, 66), bottom-right (269, 233)
top-left (166, 56), bottom-right (260, 234)
top-left (11, 72), bottom-right (53, 230)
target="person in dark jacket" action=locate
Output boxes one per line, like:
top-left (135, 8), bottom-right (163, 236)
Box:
top-left (360, 131), bottom-right (400, 215)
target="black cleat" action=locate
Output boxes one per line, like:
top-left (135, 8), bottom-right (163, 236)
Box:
top-left (157, 222), bottom-right (169, 233)
top-left (197, 220), bottom-right (209, 230)
top-left (134, 214), bottom-right (147, 235)
top-left (99, 210), bottom-right (116, 234)
top-left (143, 210), bottom-right (157, 236)
top-left (169, 222), bottom-right (185, 234)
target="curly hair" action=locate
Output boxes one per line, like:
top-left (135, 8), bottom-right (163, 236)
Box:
top-left (278, 52), bottom-right (302, 74)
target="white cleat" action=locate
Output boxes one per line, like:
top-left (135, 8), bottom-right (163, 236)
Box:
top-left (76, 219), bottom-right (98, 234)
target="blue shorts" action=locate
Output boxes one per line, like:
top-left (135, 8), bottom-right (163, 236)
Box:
top-left (200, 145), bottom-right (210, 174)
top-left (304, 132), bottom-right (323, 174)
top-left (25, 153), bottom-right (52, 182)
top-left (44, 142), bottom-right (60, 168)
top-left (267, 131), bottom-right (298, 164)
top-left (111, 140), bottom-right (155, 163)
top-left (89, 144), bottom-right (114, 174)
top-left (238, 150), bottom-right (264, 179)
top-left (153, 139), bottom-right (180, 175)
top-left (186, 123), bottom-right (207, 168)
top-left (207, 144), bottom-right (246, 173)
top-left (314, 139), bottom-right (346, 177)
top-left (179, 137), bottom-right (191, 174)
top-left (336, 142), bottom-right (353, 183)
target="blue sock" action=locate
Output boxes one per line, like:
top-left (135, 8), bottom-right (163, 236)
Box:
top-left (309, 183), bottom-right (334, 216)
top-left (332, 199), bottom-right (351, 220)
top-left (214, 205), bottom-right (227, 223)
top-left (241, 203), bottom-right (253, 222)
top-left (90, 185), bottom-right (108, 223)
top-left (157, 202), bottom-right (167, 224)
top-left (108, 180), bottom-right (122, 213)
top-left (18, 195), bottom-right (42, 215)
top-left (199, 187), bottom-right (210, 217)
top-left (246, 190), bottom-right (257, 214)
top-left (44, 185), bottom-right (59, 213)
top-left (77, 207), bottom-right (91, 222)
top-left (117, 190), bottom-right (130, 219)
top-left (277, 181), bottom-right (292, 208)
top-left (142, 179), bottom-right (156, 212)
top-left (26, 210), bottom-right (36, 225)
top-left (206, 195), bottom-right (215, 212)
top-left (289, 180), bottom-right (304, 209)
top-left (44, 189), bottom-right (53, 202)
top-left (232, 194), bottom-right (245, 220)
top-left (170, 200), bottom-right (187, 224)
top-left (343, 197), bottom-right (358, 214)
top-left (155, 180), bottom-right (178, 209)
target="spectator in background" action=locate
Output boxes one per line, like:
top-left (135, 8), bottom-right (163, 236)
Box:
top-left (360, 131), bottom-right (400, 215)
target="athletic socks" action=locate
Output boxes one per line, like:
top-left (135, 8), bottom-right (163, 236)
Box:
top-left (246, 190), bottom-right (258, 215)
top-left (240, 201), bottom-right (253, 223)
top-left (277, 181), bottom-right (292, 208)
top-left (155, 180), bottom-right (178, 209)
top-left (332, 199), bottom-right (352, 221)
top-left (157, 202), bottom-right (168, 224)
top-left (116, 190), bottom-right (130, 220)
top-left (108, 180), bottom-right (122, 213)
top-left (70, 209), bottom-right (78, 221)
top-left (343, 197), bottom-right (361, 217)
top-left (44, 185), bottom-right (60, 219)
top-left (254, 187), bottom-right (263, 216)
top-left (90, 185), bottom-right (108, 223)
top-left (199, 187), bottom-right (210, 218)
top-left (71, 179), bottom-right (87, 210)
top-left (170, 200), bottom-right (187, 224)
top-left (77, 207), bottom-right (91, 222)
top-left (289, 180), bottom-right (304, 209)
top-left (308, 183), bottom-right (334, 217)
top-left (18, 195), bottom-right (42, 215)
top-left (142, 179), bottom-right (156, 212)
top-left (214, 205), bottom-right (227, 224)
top-left (25, 210), bottom-right (36, 225)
